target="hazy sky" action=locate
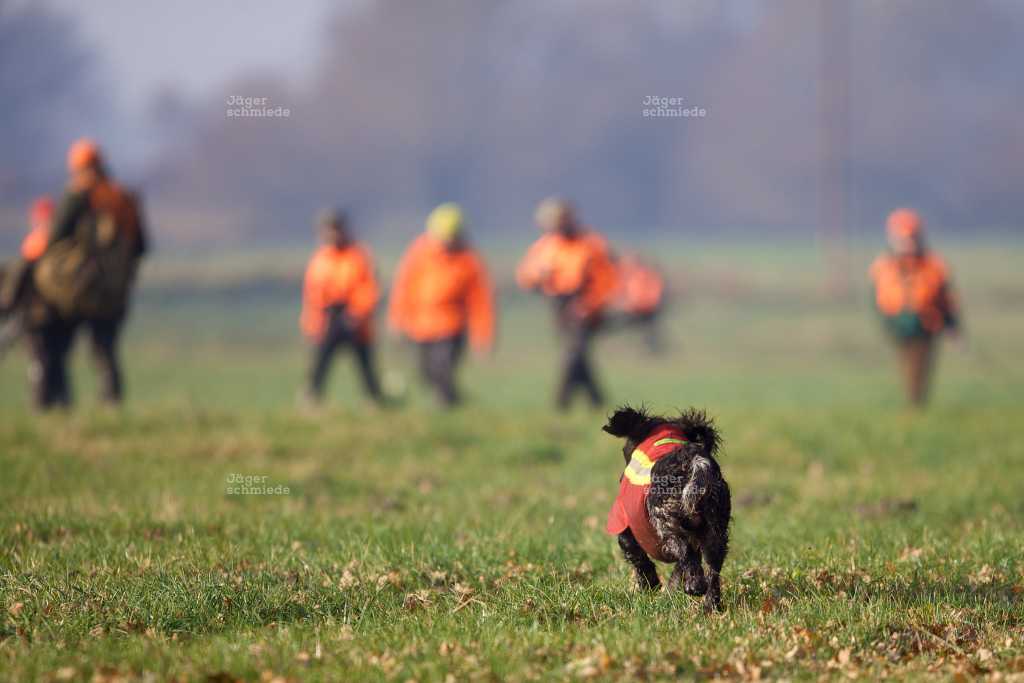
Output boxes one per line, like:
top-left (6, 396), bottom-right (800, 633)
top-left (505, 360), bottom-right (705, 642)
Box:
top-left (44, 0), bottom-right (346, 106)
top-left (20, 0), bottom-right (353, 168)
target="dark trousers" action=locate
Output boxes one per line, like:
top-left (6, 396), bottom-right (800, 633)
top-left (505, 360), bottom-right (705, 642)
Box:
top-left (308, 311), bottom-right (382, 402)
top-left (85, 317), bottom-right (124, 404)
top-left (26, 318), bottom-right (75, 411)
top-left (556, 312), bottom-right (605, 411)
top-left (897, 336), bottom-right (935, 407)
top-left (632, 310), bottom-right (663, 354)
top-left (418, 334), bottom-right (465, 407)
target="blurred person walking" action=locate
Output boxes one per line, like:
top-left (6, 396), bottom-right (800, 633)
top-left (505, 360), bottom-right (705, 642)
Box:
top-left (869, 209), bottom-right (961, 407)
top-left (0, 197), bottom-right (75, 410)
top-left (300, 209), bottom-right (383, 405)
top-left (517, 198), bottom-right (618, 410)
top-left (34, 139), bottom-right (149, 406)
top-left (388, 203), bottom-right (495, 407)
top-left (612, 251), bottom-right (667, 353)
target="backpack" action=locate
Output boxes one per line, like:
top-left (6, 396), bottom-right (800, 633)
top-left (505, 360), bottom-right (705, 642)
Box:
top-left (34, 184), bottom-right (140, 319)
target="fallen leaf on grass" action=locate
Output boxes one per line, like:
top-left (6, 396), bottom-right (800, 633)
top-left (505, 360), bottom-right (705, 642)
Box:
top-left (968, 564), bottom-right (1000, 586)
top-left (258, 672), bottom-right (291, 683)
top-left (339, 568), bottom-right (358, 588)
top-left (566, 646), bottom-right (612, 679)
top-left (402, 589), bottom-right (432, 610)
top-left (451, 583), bottom-right (484, 613)
top-left (899, 547), bottom-right (923, 562)
top-left (375, 570), bottom-right (402, 590)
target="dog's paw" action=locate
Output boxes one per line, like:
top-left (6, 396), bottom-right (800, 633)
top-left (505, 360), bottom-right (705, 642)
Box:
top-left (702, 593), bottom-right (723, 614)
top-left (638, 579), bottom-right (662, 593)
top-left (684, 574), bottom-right (708, 597)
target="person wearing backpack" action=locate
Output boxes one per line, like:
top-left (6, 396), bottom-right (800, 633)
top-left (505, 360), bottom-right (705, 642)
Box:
top-left (39, 139), bottom-right (149, 405)
top-left (869, 209), bottom-right (961, 407)
top-left (0, 197), bottom-right (75, 410)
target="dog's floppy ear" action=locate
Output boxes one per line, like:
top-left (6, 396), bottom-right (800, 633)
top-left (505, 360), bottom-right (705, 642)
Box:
top-left (676, 408), bottom-right (722, 455)
top-left (603, 405), bottom-right (650, 439)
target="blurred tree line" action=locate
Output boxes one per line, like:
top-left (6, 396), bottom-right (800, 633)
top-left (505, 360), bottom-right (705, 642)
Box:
top-left (0, 0), bottom-right (106, 201)
top-left (2, 0), bottom-right (1022, 245)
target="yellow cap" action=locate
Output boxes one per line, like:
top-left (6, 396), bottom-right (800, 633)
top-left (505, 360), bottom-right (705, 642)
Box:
top-left (426, 202), bottom-right (464, 242)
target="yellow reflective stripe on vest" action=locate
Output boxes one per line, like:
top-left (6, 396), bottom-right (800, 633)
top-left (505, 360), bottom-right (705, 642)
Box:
top-left (622, 438), bottom-right (687, 485)
top-left (623, 448), bottom-right (655, 485)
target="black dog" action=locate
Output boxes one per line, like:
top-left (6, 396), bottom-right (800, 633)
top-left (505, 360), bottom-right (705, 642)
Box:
top-left (603, 405), bottom-right (731, 611)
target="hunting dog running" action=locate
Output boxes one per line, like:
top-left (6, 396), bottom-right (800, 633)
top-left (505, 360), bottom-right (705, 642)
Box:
top-left (604, 405), bottom-right (732, 611)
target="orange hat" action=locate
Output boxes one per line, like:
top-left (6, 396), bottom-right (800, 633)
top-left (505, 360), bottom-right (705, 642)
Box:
top-left (67, 138), bottom-right (101, 172)
top-left (886, 208), bottom-right (922, 240)
top-left (29, 196), bottom-right (54, 226)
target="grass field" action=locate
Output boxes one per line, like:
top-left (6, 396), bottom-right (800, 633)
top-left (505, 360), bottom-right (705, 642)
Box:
top-left (1, 240), bottom-right (1023, 681)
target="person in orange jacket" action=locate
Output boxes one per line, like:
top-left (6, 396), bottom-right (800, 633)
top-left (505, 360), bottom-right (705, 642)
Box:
top-left (613, 251), bottom-right (667, 353)
top-left (869, 208), bottom-right (961, 407)
top-left (517, 198), bottom-right (618, 410)
top-left (300, 209), bottom-right (383, 404)
top-left (389, 203), bottom-right (495, 407)
top-left (0, 197), bottom-right (73, 409)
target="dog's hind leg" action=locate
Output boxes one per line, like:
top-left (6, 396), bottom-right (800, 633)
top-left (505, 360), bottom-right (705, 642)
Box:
top-left (667, 542), bottom-right (707, 596)
top-left (617, 529), bottom-right (660, 591)
top-left (701, 536), bottom-right (727, 612)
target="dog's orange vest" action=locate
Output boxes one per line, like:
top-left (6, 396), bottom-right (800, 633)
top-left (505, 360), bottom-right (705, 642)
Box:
top-left (606, 426), bottom-right (688, 562)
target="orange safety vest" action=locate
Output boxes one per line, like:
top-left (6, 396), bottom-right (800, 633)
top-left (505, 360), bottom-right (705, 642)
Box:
top-left (516, 230), bottom-right (618, 317)
top-left (300, 243), bottom-right (378, 341)
top-left (388, 234), bottom-right (495, 351)
top-left (606, 426), bottom-right (689, 562)
top-left (869, 252), bottom-right (956, 334)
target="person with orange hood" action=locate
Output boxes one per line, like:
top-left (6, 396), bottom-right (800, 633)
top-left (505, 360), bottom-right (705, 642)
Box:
top-left (389, 203), bottom-right (495, 407)
top-left (0, 197), bottom-right (74, 409)
top-left (517, 198), bottom-right (618, 410)
top-left (869, 209), bottom-right (961, 407)
top-left (300, 209), bottom-right (383, 404)
top-left (42, 139), bottom-right (149, 405)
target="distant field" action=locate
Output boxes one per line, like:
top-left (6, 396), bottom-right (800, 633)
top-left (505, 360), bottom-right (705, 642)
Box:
top-left (1, 240), bottom-right (1022, 680)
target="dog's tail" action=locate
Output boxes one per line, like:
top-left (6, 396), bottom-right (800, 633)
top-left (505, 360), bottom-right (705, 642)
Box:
top-left (676, 408), bottom-right (721, 456)
top-left (682, 456), bottom-right (713, 515)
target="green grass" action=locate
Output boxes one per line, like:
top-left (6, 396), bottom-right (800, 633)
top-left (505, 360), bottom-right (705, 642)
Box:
top-left (1, 241), bottom-right (1022, 681)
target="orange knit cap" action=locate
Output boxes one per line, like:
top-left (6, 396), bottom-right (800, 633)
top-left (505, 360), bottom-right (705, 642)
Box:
top-left (886, 208), bottom-right (922, 240)
top-left (67, 138), bottom-right (101, 172)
